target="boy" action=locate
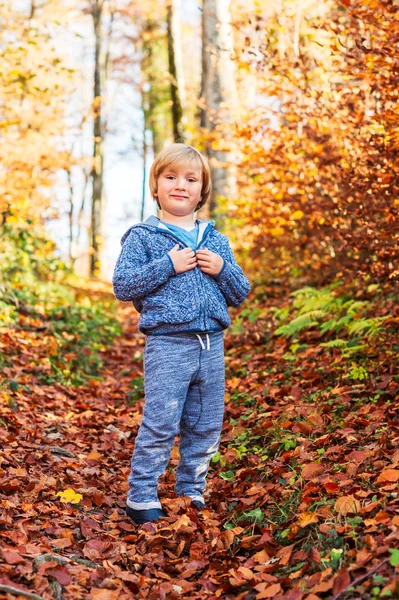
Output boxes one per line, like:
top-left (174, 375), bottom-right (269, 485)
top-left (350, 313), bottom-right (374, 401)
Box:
top-left (112, 143), bottom-right (251, 525)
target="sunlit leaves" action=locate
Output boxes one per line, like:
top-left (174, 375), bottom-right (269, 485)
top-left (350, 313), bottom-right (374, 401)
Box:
top-left (56, 488), bottom-right (83, 504)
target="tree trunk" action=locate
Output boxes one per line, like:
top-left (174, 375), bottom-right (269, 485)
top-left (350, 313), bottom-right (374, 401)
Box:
top-left (200, 0), bottom-right (238, 223)
top-left (90, 0), bottom-right (104, 278)
top-left (167, 0), bottom-right (186, 142)
top-left (142, 18), bottom-right (173, 155)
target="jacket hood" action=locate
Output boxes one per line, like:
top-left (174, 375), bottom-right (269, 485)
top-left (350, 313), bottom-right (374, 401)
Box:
top-left (120, 215), bottom-right (215, 246)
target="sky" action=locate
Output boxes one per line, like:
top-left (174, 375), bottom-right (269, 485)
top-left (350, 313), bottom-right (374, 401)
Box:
top-left (47, 0), bottom-right (202, 281)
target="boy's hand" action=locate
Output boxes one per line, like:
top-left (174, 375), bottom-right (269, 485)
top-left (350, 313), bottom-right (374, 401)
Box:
top-left (196, 249), bottom-right (224, 276)
top-left (168, 244), bottom-right (198, 274)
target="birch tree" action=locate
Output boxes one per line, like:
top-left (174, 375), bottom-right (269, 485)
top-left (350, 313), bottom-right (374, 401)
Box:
top-left (89, 0), bottom-right (105, 277)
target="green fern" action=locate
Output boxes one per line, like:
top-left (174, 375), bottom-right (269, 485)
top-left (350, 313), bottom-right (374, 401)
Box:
top-left (320, 339), bottom-right (368, 355)
top-left (320, 318), bottom-right (339, 335)
top-left (343, 300), bottom-right (369, 314)
top-left (273, 284), bottom-right (390, 344)
top-left (320, 339), bottom-right (347, 348)
top-left (274, 313), bottom-right (322, 337)
top-left (347, 316), bottom-right (389, 339)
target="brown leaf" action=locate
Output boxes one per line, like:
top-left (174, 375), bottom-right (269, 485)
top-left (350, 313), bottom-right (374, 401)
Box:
top-left (2, 550), bottom-right (25, 564)
top-left (347, 449), bottom-right (370, 463)
top-left (356, 547), bottom-right (372, 565)
top-left (302, 463), bottom-right (324, 480)
top-left (46, 565), bottom-right (71, 586)
top-left (291, 385), bottom-right (302, 401)
top-left (297, 421), bottom-right (313, 435)
top-left (332, 567), bottom-right (351, 596)
top-left (189, 541), bottom-right (209, 560)
top-left (307, 413), bottom-right (324, 428)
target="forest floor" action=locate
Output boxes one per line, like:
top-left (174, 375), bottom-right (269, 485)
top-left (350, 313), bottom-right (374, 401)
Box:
top-left (0, 282), bottom-right (398, 600)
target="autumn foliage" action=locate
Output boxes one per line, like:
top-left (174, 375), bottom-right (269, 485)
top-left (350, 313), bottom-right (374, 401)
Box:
top-left (226, 0), bottom-right (399, 290)
top-left (1, 0), bottom-right (399, 599)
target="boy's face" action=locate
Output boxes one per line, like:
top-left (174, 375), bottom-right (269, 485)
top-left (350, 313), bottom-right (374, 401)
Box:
top-left (156, 164), bottom-right (202, 217)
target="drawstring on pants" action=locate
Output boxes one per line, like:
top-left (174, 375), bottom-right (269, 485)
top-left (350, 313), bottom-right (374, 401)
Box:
top-left (195, 333), bottom-right (210, 351)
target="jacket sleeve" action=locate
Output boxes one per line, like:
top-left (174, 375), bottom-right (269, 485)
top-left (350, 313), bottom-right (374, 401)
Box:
top-left (112, 230), bottom-right (177, 301)
top-left (211, 235), bottom-right (251, 307)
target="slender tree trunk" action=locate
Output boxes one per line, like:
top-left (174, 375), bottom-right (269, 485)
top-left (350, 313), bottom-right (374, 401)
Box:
top-left (167, 0), bottom-right (185, 142)
top-left (142, 18), bottom-right (172, 155)
top-left (200, 0), bottom-right (238, 223)
top-left (67, 169), bottom-right (74, 264)
top-left (90, 0), bottom-right (104, 278)
top-left (141, 90), bottom-right (147, 222)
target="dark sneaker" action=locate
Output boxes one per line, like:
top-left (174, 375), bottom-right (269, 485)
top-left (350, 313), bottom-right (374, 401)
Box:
top-left (126, 506), bottom-right (166, 524)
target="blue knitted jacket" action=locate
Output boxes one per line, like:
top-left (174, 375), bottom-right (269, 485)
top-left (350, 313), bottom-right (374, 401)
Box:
top-left (112, 215), bottom-right (251, 336)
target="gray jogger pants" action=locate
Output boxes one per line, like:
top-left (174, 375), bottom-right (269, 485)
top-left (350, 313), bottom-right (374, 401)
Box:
top-left (127, 330), bottom-right (225, 510)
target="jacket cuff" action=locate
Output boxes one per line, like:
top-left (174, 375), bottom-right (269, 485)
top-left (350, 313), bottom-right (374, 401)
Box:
top-left (214, 259), bottom-right (227, 279)
top-left (166, 253), bottom-right (177, 276)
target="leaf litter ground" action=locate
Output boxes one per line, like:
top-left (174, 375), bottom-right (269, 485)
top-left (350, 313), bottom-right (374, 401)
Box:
top-left (0, 288), bottom-right (398, 600)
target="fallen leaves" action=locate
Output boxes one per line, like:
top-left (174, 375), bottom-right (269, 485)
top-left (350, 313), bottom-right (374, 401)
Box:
top-left (1, 288), bottom-right (399, 600)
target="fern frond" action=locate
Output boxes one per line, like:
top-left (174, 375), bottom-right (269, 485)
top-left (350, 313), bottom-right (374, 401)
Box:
top-left (274, 313), bottom-right (322, 337)
top-left (346, 316), bottom-right (389, 338)
top-left (320, 339), bottom-right (348, 348)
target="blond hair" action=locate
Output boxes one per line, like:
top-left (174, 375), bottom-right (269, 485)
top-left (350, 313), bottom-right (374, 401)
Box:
top-left (149, 143), bottom-right (212, 212)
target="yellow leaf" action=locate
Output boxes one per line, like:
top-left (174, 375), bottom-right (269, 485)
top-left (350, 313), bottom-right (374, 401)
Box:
top-left (291, 210), bottom-right (304, 220)
top-left (56, 488), bottom-right (83, 504)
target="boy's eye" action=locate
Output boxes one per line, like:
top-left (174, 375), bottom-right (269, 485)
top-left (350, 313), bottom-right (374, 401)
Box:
top-left (165, 175), bottom-right (197, 182)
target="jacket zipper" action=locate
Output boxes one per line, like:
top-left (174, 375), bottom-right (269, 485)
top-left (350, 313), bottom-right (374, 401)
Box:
top-left (154, 225), bottom-right (213, 329)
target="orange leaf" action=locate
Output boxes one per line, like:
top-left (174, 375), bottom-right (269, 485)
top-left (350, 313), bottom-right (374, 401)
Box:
top-left (253, 548), bottom-right (270, 563)
top-left (376, 468), bottom-right (399, 483)
top-left (90, 589), bottom-right (120, 600)
top-left (334, 495), bottom-right (361, 515)
top-left (256, 583), bottom-right (282, 598)
top-left (297, 511), bottom-right (319, 527)
top-left (86, 450), bottom-right (102, 462)
top-left (323, 481), bottom-right (340, 494)
top-left (237, 566), bottom-right (255, 580)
